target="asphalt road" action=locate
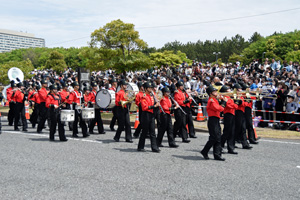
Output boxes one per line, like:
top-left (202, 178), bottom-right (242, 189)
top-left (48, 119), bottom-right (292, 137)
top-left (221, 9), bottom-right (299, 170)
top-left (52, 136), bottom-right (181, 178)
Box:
top-left (0, 117), bottom-right (299, 200)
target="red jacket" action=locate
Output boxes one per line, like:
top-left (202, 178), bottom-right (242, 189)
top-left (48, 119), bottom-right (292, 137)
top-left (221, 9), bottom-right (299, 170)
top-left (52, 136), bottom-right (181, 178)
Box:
top-left (33, 92), bottom-right (40, 104)
top-left (84, 93), bottom-right (91, 105)
top-left (174, 90), bottom-right (186, 107)
top-left (184, 93), bottom-right (192, 108)
top-left (207, 97), bottom-right (224, 118)
top-left (245, 96), bottom-right (256, 108)
top-left (135, 91), bottom-right (144, 107)
top-left (115, 89), bottom-right (127, 108)
top-left (7, 87), bottom-right (13, 102)
top-left (46, 93), bottom-right (60, 108)
top-left (160, 96), bottom-right (172, 114)
top-left (28, 90), bottom-right (35, 101)
top-left (223, 97), bottom-right (238, 115)
top-left (68, 90), bottom-right (82, 104)
top-left (38, 88), bottom-right (48, 103)
top-left (236, 97), bottom-right (246, 112)
top-left (13, 90), bottom-right (24, 104)
top-left (89, 90), bottom-right (97, 103)
top-left (141, 93), bottom-right (155, 113)
top-left (59, 89), bottom-right (69, 103)
top-left (109, 86), bottom-right (116, 92)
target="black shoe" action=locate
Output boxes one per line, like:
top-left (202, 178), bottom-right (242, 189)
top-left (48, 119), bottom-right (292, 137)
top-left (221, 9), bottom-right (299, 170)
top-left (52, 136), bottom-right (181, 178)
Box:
top-left (82, 134), bottom-right (90, 138)
top-left (14, 128), bottom-right (20, 131)
top-left (32, 124), bottom-right (36, 128)
top-left (256, 136), bottom-right (261, 141)
top-left (243, 145), bottom-right (253, 149)
top-left (214, 155), bottom-right (226, 161)
top-left (49, 138), bottom-right (55, 141)
top-left (200, 150), bottom-right (209, 160)
top-left (234, 145), bottom-right (238, 148)
top-left (110, 127), bottom-right (115, 131)
top-left (190, 135), bottom-right (197, 138)
top-left (169, 144), bottom-right (179, 148)
top-left (72, 134), bottom-right (79, 138)
top-left (126, 140), bottom-right (133, 143)
top-left (9, 123), bottom-right (13, 126)
top-left (137, 148), bottom-right (146, 152)
top-left (22, 129), bottom-right (28, 132)
top-left (158, 144), bottom-right (164, 147)
top-left (133, 134), bottom-right (139, 139)
top-left (37, 130), bottom-right (42, 133)
top-left (152, 149), bottom-right (161, 153)
top-left (99, 131), bottom-right (106, 134)
top-left (228, 150), bottom-right (238, 154)
top-left (250, 141), bottom-right (259, 144)
top-left (89, 131), bottom-right (95, 135)
top-left (113, 137), bottom-right (119, 142)
top-left (182, 139), bottom-right (191, 143)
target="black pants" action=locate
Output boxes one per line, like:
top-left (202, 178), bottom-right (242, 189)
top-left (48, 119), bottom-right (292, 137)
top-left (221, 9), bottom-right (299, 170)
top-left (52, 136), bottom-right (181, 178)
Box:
top-left (133, 105), bottom-right (143, 137)
top-left (14, 102), bottom-right (27, 130)
top-left (245, 107), bottom-right (256, 142)
top-left (157, 113), bottom-right (176, 146)
top-left (184, 107), bottom-right (196, 137)
top-left (114, 106), bottom-right (132, 141)
top-left (235, 110), bottom-right (249, 147)
top-left (110, 106), bottom-right (117, 129)
top-left (154, 107), bottom-right (161, 130)
top-left (89, 108), bottom-right (104, 134)
top-left (30, 103), bottom-right (39, 127)
top-left (73, 109), bottom-right (88, 137)
top-left (201, 116), bottom-right (222, 158)
top-left (173, 108), bottom-right (188, 140)
top-left (8, 102), bottom-right (15, 125)
top-left (49, 109), bottom-right (66, 140)
top-left (221, 113), bottom-right (235, 151)
top-left (37, 102), bottom-right (48, 132)
top-left (138, 111), bottom-right (159, 151)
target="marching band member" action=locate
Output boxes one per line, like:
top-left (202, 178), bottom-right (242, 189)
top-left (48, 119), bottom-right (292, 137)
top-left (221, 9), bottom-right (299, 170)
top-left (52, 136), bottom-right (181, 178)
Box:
top-left (234, 84), bottom-right (252, 149)
top-left (219, 85), bottom-right (238, 154)
top-left (89, 82), bottom-right (105, 135)
top-left (183, 88), bottom-right (197, 138)
top-left (7, 81), bottom-right (17, 126)
top-left (46, 84), bottom-right (67, 142)
top-left (59, 82), bottom-right (70, 109)
top-left (200, 85), bottom-right (227, 161)
top-left (173, 81), bottom-right (191, 143)
top-left (133, 81), bottom-right (144, 138)
top-left (137, 82), bottom-right (160, 152)
top-left (152, 82), bottom-right (161, 133)
top-left (37, 79), bottom-right (49, 133)
top-left (68, 81), bottom-right (89, 138)
top-left (113, 80), bottom-right (133, 143)
top-left (12, 82), bottom-right (28, 132)
top-left (29, 84), bottom-right (40, 128)
top-left (156, 87), bottom-right (179, 148)
top-left (109, 78), bottom-right (118, 131)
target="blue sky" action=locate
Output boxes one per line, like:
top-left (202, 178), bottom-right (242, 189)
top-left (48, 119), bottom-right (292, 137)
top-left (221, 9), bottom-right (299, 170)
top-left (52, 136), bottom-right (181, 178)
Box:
top-left (1, 0), bottom-right (299, 48)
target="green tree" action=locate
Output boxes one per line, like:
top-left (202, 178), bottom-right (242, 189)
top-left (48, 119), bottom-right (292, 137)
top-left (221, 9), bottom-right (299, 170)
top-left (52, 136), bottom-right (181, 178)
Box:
top-left (45, 50), bottom-right (67, 72)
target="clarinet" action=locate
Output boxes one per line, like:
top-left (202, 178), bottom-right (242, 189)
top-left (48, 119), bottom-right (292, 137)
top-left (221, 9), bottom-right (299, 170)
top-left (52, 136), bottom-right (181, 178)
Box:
top-left (169, 95), bottom-right (187, 115)
top-left (151, 91), bottom-right (166, 114)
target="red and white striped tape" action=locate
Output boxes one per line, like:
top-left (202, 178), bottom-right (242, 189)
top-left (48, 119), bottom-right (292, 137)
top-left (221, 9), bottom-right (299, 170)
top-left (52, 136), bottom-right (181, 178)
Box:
top-left (253, 110), bottom-right (300, 115)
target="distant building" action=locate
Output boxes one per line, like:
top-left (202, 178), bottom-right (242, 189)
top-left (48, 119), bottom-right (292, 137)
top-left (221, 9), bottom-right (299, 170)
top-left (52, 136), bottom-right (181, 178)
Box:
top-left (0, 29), bottom-right (45, 53)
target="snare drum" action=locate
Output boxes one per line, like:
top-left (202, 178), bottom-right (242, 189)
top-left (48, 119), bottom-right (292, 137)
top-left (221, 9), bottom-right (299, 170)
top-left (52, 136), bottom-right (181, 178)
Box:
top-left (60, 110), bottom-right (75, 122)
top-left (96, 89), bottom-right (116, 108)
top-left (81, 108), bottom-right (95, 120)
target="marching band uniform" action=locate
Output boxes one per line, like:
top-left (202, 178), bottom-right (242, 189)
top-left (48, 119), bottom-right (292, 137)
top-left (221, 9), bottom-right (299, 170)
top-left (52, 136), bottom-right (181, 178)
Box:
top-left (137, 82), bottom-right (160, 152)
top-left (89, 82), bottom-right (105, 134)
top-left (113, 80), bottom-right (132, 142)
top-left (12, 82), bottom-right (28, 131)
top-left (184, 91), bottom-right (197, 138)
top-left (37, 79), bottom-right (49, 133)
top-left (29, 85), bottom-right (40, 128)
top-left (68, 81), bottom-right (89, 138)
top-left (201, 85), bottom-right (226, 161)
top-left (46, 85), bottom-right (67, 141)
top-left (156, 87), bottom-right (178, 148)
top-left (173, 81), bottom-right (190, 143)
top-left (220, 85), bottom-right (238, 154)
top-left (152, 83), bottom-right (161, 134)
top-left (109, 79), bottom-right (118, 131)
top-left (7, 81), bottom-right (16, 126)
top-left (245, 96), bottom-right (258, 144)
top-left (133, 82), bottom-right (144, 138)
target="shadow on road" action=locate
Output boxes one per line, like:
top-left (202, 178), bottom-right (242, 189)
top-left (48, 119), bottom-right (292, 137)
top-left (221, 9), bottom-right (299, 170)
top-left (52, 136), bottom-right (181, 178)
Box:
top-left (113, 148), bottom-right (139, 153)
top-left (28, 138), bottom-right (60, 143)
top-left (96, 139), bottom-right (116, 144)
top-left (172, 155), bottom-right (206, 161)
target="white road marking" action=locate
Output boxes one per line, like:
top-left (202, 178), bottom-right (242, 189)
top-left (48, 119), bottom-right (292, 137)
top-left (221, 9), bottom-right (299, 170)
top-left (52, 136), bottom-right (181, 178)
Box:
top-left (297, 166), bottom-right (300, 169)
top-left (260, 139), bottom-right (300, 145)
top-left (2, 131), bottom-right (103, 144)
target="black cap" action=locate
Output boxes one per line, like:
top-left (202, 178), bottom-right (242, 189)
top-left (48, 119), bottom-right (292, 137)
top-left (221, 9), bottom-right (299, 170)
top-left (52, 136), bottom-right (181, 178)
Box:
top-left (143, 82), bottom-right (153, 89)
top-left (110, 78), bottom-right (117, 83)
top-left (36, 85), bottom-right (41, 90)
top-left (176, 81), bottom-right (184, 88)
top-left (61, 82), bottom-right (67, 88)
top-left (118, 79), bottom-right (128, 86)
top-left (234, 83), bottom-right (242, 89)
top-left (162, 87), bottom-right (170, 93)
top-left (137, 81), bottom-right (143, 88)
top-left (72, 81), bottom-right (79, 87)
top-left (83, 87), bottom-right (90, 92)
top-left (10, 80), bottom-right (16, 87)
top-left (17, 82), bottom-right (23, 87)
top-left (206, 85), bottom-right (218, 95)
top-left (91, 81), bottom-right (97, 87)
top-left (41, 79), bottom-right (48, 85)
top-left (219, 85), bottom-right (229, 93)
top-left (49, 84), bottom-right (58, 90)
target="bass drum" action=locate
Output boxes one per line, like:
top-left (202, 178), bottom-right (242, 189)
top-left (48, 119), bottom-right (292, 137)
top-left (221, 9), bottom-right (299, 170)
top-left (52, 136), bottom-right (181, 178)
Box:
top-left (116, 82), bottom-right (139, 93)
top-left (96, 89), bottom-right (115, 109)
